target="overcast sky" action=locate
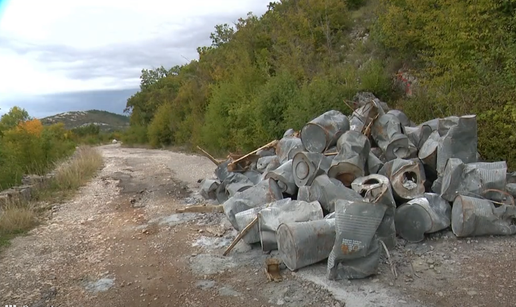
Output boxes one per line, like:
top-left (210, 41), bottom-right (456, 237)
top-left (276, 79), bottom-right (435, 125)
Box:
top-left (0, 0), bottom-right (271, 118)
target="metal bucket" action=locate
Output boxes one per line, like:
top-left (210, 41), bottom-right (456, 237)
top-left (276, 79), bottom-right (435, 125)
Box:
top-left (300, 110), bottom-right (350, 153)
top-left (277, 219), bottom-right (336, 271)
top-left (259, 200), bottom-right (324, 252)
top-left (328, 130), bottom-right (370, 187)
top-left (395, 193), bottom-right (451, 242)
top-left (292, 151), bottom-right (332, 187)
top-left (452, 195), bottom-right (516, 237)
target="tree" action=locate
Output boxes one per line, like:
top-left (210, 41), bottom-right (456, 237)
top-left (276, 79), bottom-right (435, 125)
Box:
top-left (0, 106), bottom-right (31, 131)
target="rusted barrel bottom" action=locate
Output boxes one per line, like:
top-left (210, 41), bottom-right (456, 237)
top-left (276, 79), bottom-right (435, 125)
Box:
top-left (277, 219), bottom-right (336, 271)
top-left (395, 203), bottom-right (432, 242)
top-left (328, 162), bottom-right (363, 187)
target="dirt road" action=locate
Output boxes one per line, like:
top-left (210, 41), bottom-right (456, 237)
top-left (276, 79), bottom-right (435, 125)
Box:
top-left (1, 144), bottom-right (515, 307)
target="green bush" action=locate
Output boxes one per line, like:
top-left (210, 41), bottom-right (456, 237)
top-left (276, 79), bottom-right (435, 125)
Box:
top-left (0, 109), bottom-right (76, 189)
top-left (121, 125), bottom-right (148, 145)
top-left (147, 103), bottom-right (174, 148)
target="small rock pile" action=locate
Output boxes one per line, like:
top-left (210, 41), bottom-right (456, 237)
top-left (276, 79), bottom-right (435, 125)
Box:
top-left (196, 92), bottom-right (516, 280)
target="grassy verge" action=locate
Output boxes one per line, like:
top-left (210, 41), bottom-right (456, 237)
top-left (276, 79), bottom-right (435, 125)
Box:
top-left (0, 146), bottom-right (104, 249)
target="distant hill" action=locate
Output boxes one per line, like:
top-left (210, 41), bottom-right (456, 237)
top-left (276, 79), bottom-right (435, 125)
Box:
top-left (41, 110), bottom-right (130, 132)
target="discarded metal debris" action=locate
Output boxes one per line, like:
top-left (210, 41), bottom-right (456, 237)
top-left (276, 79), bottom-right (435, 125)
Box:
top-left (327, 199), bottom-right (386, 280)
top-left (292, 151), bottom-right (333, 187)
top-left (395, 193), bottom-right (451, 242)
top-left (378, 158), bottom-right (426, 202)
top-left (191, 92), bottom-right (515, 282)
top-left (277, 219), bottom-right (336, 271)
top-left (258, 199), bottom-right (323, 252)
top-left (451, 195), bottom-right (516, 237)
top-left (328, 130), bottom-right (371, 187)
top-left (264, 160), bottom-right (298, 196)
top-left (300, 110), bottom-right (350, 153)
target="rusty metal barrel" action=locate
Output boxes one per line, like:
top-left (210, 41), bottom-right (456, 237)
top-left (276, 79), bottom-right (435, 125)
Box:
top-left (452, 195), bottom-right (516, 237)
top-left (300, 110), bottom-right (350, 153)
top-left (277, 219), bottom-right (336, 271)
top-left (328, 130), bottom-right (370, 187)
top-left (395, 193), bottom-right (451, 242)
top-left (292, 151), bottom-right (332, 187)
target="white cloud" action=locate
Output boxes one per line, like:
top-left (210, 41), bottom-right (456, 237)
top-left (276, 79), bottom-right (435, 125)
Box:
top-left (0, 0), bottom-right (271, 98)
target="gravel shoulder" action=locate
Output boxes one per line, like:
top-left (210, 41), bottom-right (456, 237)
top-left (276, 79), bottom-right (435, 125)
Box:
top-left (0, 144), bottom-right (514, 307)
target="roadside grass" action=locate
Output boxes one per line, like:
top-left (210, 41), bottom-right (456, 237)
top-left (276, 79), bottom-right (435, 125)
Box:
top-left (0, 146), bottom-right (104, 249)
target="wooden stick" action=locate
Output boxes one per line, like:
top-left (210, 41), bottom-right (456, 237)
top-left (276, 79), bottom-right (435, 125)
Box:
top-left (196, 146), bottom-right (222, 166)
top-left (323, 152), bottom-right (338, 156)
top-left (362, 114), bottom-right (380, 137)
top-left (343, 100), bottom-right (356, 112)
top-left (228, 140), bottom-right (279, 169)
top-left (380, 240), bottom-right (398, 279)
top-left (176, 204), bottom-right (224, 214)
top-left (223, 216), bottom-right (259, 256)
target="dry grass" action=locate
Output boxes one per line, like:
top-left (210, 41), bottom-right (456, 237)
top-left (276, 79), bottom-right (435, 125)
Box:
top-left (53, 146), bottom-right (104, 190)
top-left (0, 145), bottom-right (104, 248)
top-left (0, 201), bottom-right (36, 234)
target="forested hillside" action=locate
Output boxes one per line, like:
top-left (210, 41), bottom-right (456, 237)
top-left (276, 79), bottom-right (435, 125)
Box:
top-left (123, 0), bottom-right (516, 168)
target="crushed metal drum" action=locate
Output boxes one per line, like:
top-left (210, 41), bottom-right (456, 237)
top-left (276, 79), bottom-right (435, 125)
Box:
top-left (436, 115), bottom-right (478, 175)
top-left (216, 173), bottom-right (254, 204)
top-left (395, 193), bottom-right (452, 242)
top-left (258, 200), bottom-right (323, 252)
top-left (199, 179), bottom-right (220, 200)
top-left (276, 137), bottom-right (304, 164)
top-left (308, 174), bottom-right (362, 212)
top-left (235, 207), bottom-right (262, 243)
top-left (265, 160), bottom-right (297, 196)
top-left (327, 199), bottom-right (386, 280)
top-left (378, 158), bottom-right (426, 202)
top-left (451, 195), bottom-right (516, 237)
top-left (257, 155), bottom-right (279, 172)
top-left (371, 113), bottom-right (411, 161)
top-left (351, 174), bottom-right (396, 249)
top-left (277, 219), bottom-right (336, 271)
top-left (441, 158), bottom-right (507, 202)
top-left (222, 178), bottom-right (283, 229)
top-left (292, 151), bottom-right (333, 187)
top-left (300, 110), bottom-right (350, 153)
top-left (328, 130), bottom-right (371, 187)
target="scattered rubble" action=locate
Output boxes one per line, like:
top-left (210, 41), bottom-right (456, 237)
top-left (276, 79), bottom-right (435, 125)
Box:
top-left (191, 92), bottom-right (515, 284)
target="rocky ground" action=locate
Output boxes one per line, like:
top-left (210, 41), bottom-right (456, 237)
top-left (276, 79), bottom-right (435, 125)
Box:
top-left (0, 144), bottom-right (515, 307)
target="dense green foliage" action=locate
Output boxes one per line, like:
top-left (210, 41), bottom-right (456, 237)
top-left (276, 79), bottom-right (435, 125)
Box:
top-left (123, 0), bottom-right (516, 168)
top-left (375, 0), bottom-right (516, 166)
top-left (0, 107), bottom-right (76, 189)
